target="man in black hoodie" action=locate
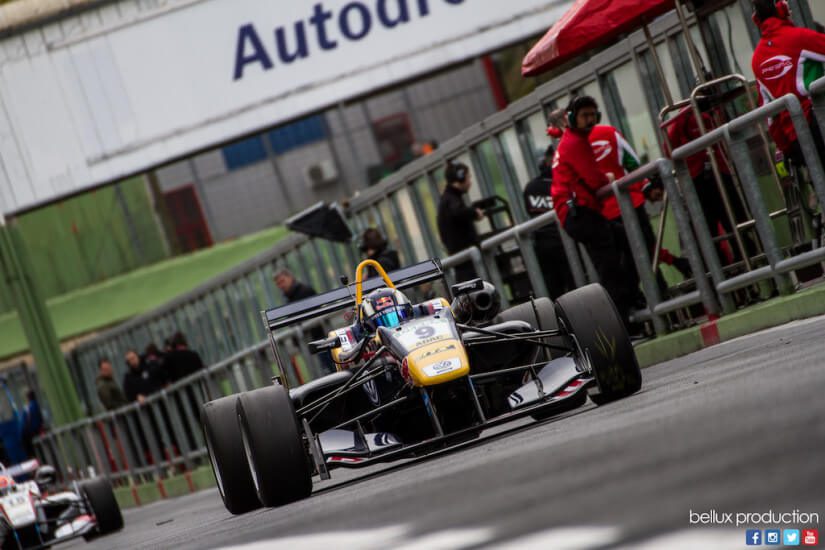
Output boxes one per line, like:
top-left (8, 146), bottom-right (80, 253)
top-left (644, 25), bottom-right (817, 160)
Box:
top-left (522, 145), bottom-right (576, 300)
top-left (164, 332), bottom-right (205, 383)
top-left (122, 349), bottom-right (159, 403)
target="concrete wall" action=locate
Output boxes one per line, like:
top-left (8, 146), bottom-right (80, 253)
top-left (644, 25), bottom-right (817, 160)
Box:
top-left (154, 60), bottom-right (497, 242)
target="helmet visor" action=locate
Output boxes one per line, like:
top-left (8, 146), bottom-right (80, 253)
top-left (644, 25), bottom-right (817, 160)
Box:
top-left (373, 307), bottom-right (412, 329)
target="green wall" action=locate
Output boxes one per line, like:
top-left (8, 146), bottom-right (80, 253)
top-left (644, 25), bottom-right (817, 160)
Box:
top-left (0, 177), bottom-right (169, 313)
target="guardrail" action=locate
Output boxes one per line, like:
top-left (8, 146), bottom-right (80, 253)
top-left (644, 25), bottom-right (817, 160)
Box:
top-left (608, 159), bottom-right (721, 334)
top-left (33, 314), bottom-right (335, 485)
top-left (671, 93), bottom-right (825, 305)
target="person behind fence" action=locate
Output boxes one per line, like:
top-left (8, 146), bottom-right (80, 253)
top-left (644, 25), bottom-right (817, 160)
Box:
top-left (143, 343), bottom-right (170, 388)
top-left (585, 109), bottom-right (693, 283)
top-left (437, 161), bottom-right (484, 283)
top-left (274, 267), bottom-right (317, 303)
top-left (552, 96), bottom-right (635, 323)
top-left (360, 227), bottom-right (400, 276)
top-left (96, 358), bottom-right (129, 411)
top-left (21, 390), bottom-right (44, 459)
top-left (522, 144), bottom-right (575, 300)
top-left (123, 349), bottom-right (160, 404)
top-left (273, 266), bottom-right (332, 372)
top-left (751, 0), bottom-right (825, 169)
top-left (664, 92), bottom-right (756, 265)
top-left (164, 332), bottom-right (205, 383)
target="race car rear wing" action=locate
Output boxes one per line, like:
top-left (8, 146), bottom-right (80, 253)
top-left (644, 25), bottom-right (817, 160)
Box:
top-left (1, 459), bottom-right (40, 481)
top-left (263, 259), bottom-right (447, 332)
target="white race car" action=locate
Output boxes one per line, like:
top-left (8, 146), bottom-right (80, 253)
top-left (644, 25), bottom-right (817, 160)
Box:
top-left (0, 460), bottom-right (123, 550)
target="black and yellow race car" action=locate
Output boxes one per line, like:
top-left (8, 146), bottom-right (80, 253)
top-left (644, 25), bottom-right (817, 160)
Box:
top-left (202, 259), bottom-right (641, 514)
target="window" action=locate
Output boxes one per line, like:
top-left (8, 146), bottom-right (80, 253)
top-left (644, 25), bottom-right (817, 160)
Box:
top-left (221, 135), bottom-right (267, 170)
top-left (611, 61), bottom-right (661, 163)
top-left (267, 115), bottom-right (326, 155)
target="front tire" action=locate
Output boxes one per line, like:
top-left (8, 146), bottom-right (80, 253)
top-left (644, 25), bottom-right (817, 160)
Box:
top-left (201, 396), bottom-right (261, 515)
top-left (80, 477), bottom-right (123, 539)
top-left (237, 385), bottom-right (312, 508)
top-left (555, 284), bottom-right (641, 405)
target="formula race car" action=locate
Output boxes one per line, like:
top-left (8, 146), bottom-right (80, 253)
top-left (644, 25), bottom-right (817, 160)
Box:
top-left (0, 460), bottom-right (123, 549)
top-left (202, 259), bottom-right (642, 514)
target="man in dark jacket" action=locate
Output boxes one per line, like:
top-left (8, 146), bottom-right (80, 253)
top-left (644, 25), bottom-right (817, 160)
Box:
top-left (274, 267), bottom-right (317, 302)
top-left (360, 227), bottom-right (400, 276)
top-left (437, 161), bottom-right (484, 282)
top-left (164, 332), bottom-right (206, 383)
top-left (122, 349), bottom-right (159, 404)
top-left (751, 0), bottom-right (825, 166)
top-left (143, 343), bottom-right (169, 388)
top-left (523, 145), bottom-right (575, 300)
top-left (273, 267), bottom-right (331, 371)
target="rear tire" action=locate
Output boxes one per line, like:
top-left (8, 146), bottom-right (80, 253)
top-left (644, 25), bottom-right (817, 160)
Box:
top-left (80, 477), bottom-right (123, 539)
top-left (237, 385), bottom-right (312, 508)
top-left (201, 396), bottom-right (261, 515)
top-left (496, 297), bottom-right (562, 358)
top-left (555, 284), bottom-right (641, 405)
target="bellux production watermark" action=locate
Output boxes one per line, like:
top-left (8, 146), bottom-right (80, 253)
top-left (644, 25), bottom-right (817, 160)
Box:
top-left (690, 509), bottom-right (821, 527)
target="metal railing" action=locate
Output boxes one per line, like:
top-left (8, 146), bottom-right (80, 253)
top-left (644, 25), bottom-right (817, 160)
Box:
top-left (671, 93), bottom-right (825, 305)
top-left (33, 314), bottom-right (334, 484)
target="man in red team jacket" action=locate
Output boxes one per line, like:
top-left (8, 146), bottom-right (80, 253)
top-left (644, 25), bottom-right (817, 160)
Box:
top-left (589, 122), bottom-right (692, 278)
top-left (552, 97), bottom-right (640, 325)
top-left (751, 0), bottom-right (825, 166)
top-left (552, 96), bottom-right (690, 325)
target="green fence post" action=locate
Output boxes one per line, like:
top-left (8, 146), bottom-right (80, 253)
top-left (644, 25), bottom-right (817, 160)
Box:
top-left (0, 218), bottom-right (84, 425)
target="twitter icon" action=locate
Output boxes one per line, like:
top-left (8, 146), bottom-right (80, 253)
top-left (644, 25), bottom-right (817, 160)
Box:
top-left (784, 529), bottom-right (800, 546)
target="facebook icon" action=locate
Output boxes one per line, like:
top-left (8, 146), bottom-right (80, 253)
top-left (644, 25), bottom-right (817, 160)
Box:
top-left (746, 529), bottom-right (762, 545)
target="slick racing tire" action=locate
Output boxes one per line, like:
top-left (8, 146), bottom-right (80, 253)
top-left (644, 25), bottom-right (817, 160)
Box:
top-left (555, 284), bottom-right (641, 405)
top-left (496, 297), bottom-right (562, 358)
top-left (202, 396), bottom-right (261, 515)
top-left (237, 385), bottom-right (313, 508)
top-left (80, 477), bottom-right (124, 539)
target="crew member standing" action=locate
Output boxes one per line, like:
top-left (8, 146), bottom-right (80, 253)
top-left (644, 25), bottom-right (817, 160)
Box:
top-left (437, 161), bottom-right (484, 283)
top-left (552, 96), bottom-right (638, 323)
top-left (522, 145), bottom-right (575, 299)
top-left (665, 102), bottom-right (754, 264)
top-left (589, 122), bottom-right (692, 280)
top-left (751, 0), bottom-right (825, 166)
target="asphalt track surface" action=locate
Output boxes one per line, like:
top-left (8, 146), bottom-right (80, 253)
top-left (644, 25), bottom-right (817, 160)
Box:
top-left (68, 316), bottom-right (825, 549)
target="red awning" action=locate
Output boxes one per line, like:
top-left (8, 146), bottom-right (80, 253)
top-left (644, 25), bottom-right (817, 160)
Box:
top-left (522, 0), bottom-right (675, 77)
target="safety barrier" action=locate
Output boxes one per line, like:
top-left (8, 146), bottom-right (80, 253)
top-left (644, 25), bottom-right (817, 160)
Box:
top-left (607, 159), bottom-right (720, 335)
top-left (671, 94), bottom-right (825, 305)
top-left (33, 313), bottom-right (336, 485)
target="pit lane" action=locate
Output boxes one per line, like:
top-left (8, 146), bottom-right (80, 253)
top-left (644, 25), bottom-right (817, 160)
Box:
top-left (67, 315), bottom-right (825, 549)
